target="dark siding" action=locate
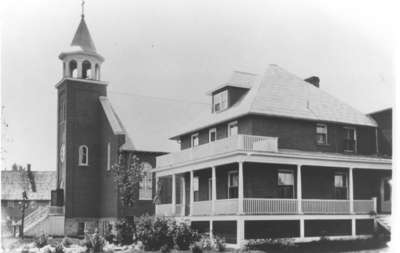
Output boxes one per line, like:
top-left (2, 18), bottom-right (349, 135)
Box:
top-left (301, 166), bottom-right (348, 199)
top-left (178, 114), bottom-right (377, 155)
top-left (245, 220), bottom-right (300, 239)
top-left (229, 87), bottom-right (249, 107)
top-left (194, 169), bottom-right (212, 201)
top-left (62, 79), bottom-right (107, 218)
top-left (216, 163), bottom-right (238, 199)
top-left (305, 220), bottom-right (351, 236)
top-left (370, 109), bottom-right (392, 156)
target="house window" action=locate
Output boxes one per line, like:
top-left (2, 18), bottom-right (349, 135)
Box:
top-left (213, 90), bottom-right (228, 112)
top-left (228, 121), bottom-right (238, 136)
top-left (78, 145), bottom-right (88, 166)
top-left (193, 176), bottom-right (199, 201)
top-left (334, 173), bottom-right (347, 199)
top-left (106, 142), bottom-right (111, 171)
top-left (191, 133), bottom-right (199, 148)
top-left (139, 162), bottom-right (153, 200)
top-left (277, 170), bottom-right (294, 198)
top-left (316, 124), bottom-right (328, 145)
top-left (209, 128), bottom-right (217, 142)
top-left (228, 171), bottom-right (238, 199)
top-left (344, 127), bottom-right (356, 152)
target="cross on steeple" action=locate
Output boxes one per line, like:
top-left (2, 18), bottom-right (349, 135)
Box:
top-left (81, 0), bottom-right (85, 18)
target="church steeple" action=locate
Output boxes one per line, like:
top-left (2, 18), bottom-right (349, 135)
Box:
top-left (59, 3), bottom-right (104, 81)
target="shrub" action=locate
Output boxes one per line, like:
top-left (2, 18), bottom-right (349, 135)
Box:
top-left (173, 222), bottom-right (200, 250)
top-left (191, 244), bottom-right (203, 253)
top-left (246, 238), bottom-right (296, 251)
top-left (81, 230), bottom-right (105, 253)
top-left (34, 233), bottom-right (49, 248)
top-left (61, 237), bottom-right (73, 248)
top-left (198, 234), bottom-right (213, 251)
top-left (213, 235), bottom-right (226, 252)
top-left (55, 244), bottom-right (64, 253)
top-left (115, 217), bottom-right (135, 245)
top-left (135, 215), bottom-right (175, 251)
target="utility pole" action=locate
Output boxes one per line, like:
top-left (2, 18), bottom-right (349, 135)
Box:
top-left (19, 191), bottom-right (28, 238)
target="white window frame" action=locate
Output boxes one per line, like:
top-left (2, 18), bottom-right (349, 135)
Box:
top-left (316, 123), bottom-right (328, 145)
top-left (78, 145), bottom-right (89, 166)
top-left (139, 162), bottom-right (153, 200)
top-left (277, 169), bottom-right (295, 198)
top-left (334, 172), bottom-right (347, 188)
top-left (227, 170), bottom-right (239, 199)
top-left (106, 142), bottom-right (111, 171)
top-left (213, 90), bottom-right (228, 112)
top-left (191, 133), bottom-right (199, 148)
top-left (344, 127), bottom-right (357, 152)
top-left (227, 121), bottom-right (238, 137)
top-left (209, 128), bottom-right (217, 142)
top-left (193, 176), bottom-right (199, 201)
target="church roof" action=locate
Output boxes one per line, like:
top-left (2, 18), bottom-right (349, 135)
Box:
top-left (70, 16), bottom-right (97, 52)
top-left (1, 170), bottom-right (56, 200)
top-left (100, 92), bottom-right (209, 153)
top-left (171, 64), bottom-right (377, 139)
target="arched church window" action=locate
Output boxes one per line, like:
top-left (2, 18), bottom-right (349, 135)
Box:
top-left (95, 64), bottom-right (100, 80)
top-left (139, 162), bottom-right (153, 200)
top-left (82, 60), bottom-right (92, 79)
top-left (69, 60), bottom-right (78, 78)
top-left (78, 145), bottom-right (88, 166)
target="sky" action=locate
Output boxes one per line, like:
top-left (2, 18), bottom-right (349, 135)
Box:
top-left (0, 0), bottom-right (396, 171)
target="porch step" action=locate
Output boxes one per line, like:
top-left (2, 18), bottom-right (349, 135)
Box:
top-left (376, 215), bottom-right (391, 232)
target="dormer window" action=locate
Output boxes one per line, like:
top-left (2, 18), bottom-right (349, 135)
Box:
top-left (191, 133), bottom-right (199, 148)
top-left (213, 90), bottom-right (228, 112)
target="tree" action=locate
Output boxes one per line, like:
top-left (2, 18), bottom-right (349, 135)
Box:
top-left (111, 153), bottom-right (144, 208)
top-left (19, 191), bottom-right (29, 238)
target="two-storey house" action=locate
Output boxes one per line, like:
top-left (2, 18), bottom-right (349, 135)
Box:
top-left (153, 66), bottom-right (392, 246)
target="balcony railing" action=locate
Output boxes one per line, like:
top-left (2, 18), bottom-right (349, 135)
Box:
top-left (156, 198), bottom-right (378, 216)
top-left (157, 135), bottom-right (278, 167)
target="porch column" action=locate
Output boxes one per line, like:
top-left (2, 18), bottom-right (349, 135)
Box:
top-left (299, 218), bottom-right (305, 238)
top-left (190, 170), bottom-right (194, 216)
top-left (172, 174), bottom-right (176, 215)
top-left (297, 165), bottom-right (302, 214)
top-left (209, 220), bottom-right (214, 241)
top-left (237, 218), bottom-right (244, 247)
top-left (351, 218), bottom-right (356, 236)
top-left (211, 166), bottom-right (216, 214)
top-left (238, 161), bottom-right (244, 214)
top-left (349, 167), bottom-right (354, 213)
top-left (181, 177), bottom-right (186, 216)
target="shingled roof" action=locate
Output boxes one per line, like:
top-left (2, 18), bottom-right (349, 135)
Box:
top-left (100, 92), bottom-right (209, 153)
top-left (1, 170), bottom-right (56, 200)
top-left (171, 64), bottom-right (377, 139)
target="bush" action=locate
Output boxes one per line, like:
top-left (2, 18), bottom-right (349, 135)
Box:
top-left (61, 237), bottom-right (73, 248)
top-left (115, 217), bottom-right (135, 245)
top-left (135, 215), bottom-right (175, 251)
top-left (213, 235), bottom-right (226, 252)
top-left (191, 244), bottom-right (203, 253)
top-left (55, 244), bottom-right (64, 253)
top-left (173, 222), bottom-right (200, 250)
top-left (34, 233), bottom-right (49, 248)
top-left (81, 230), bottom-right (105, 253)
top-left (246, 238), bottom-right (296, 251)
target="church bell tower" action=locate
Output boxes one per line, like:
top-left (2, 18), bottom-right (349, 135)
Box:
top-left (55, 6), bottom-right (108, 234)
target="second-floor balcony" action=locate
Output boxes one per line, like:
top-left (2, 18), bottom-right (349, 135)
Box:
top-left (157, 134), bottom-right (279, 168)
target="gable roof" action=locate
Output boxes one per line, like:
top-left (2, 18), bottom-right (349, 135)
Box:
top-left (100, 92), bottom-right (209, 153)
top-left (206, 71), bottom-right (257, 95)
top-left (1, 171), bottom-right (56, 200)
top-left (171, 64), bottom-right (377, 139)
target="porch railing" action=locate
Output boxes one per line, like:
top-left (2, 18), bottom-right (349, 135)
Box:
top-left (354, 200), bottom-right (375, 214)
top-left (155, 204), bottom-right (174, 217)
top-left (302, 199), bottom-right (350, 214)
top-left (192, 201), bottom-right (212, 216)
top-left (214, 199), bottom-right (238, 215)
top-left (155, 198), bottom-right (378, 216)
top-left (157, 135), bottom-right (278, 167)
top-left (244, 198), bottom-right (298, 214)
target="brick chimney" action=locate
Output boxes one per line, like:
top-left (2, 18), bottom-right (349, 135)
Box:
top-left (304, 76), bottom-right (320, 88)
